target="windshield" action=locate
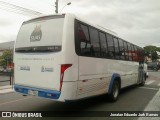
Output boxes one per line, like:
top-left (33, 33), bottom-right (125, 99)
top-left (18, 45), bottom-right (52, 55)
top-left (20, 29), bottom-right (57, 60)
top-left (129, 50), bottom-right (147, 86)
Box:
top-left (15, 15), bottom-right (64, 52)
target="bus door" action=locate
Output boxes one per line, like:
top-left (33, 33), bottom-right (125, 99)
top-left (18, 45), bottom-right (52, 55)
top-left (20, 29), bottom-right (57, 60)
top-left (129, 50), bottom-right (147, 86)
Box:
top-left (138, 61), bottom-right (144, 84)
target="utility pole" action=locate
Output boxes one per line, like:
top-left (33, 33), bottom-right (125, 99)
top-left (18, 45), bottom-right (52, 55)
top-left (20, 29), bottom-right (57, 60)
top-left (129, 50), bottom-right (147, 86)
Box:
top-left (55, 0), bottom-right (58, 13)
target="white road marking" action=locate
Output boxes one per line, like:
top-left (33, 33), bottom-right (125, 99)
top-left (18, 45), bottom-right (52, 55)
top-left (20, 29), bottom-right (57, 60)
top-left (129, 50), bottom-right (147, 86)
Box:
top-left (145, 80), bottom-right (155, 85)
top-left (138, 89), bottom-right (160, 120)
top-left (140, 86), bottom-right (159, 91)
top-left (0, 96), bottom-right (32, 106)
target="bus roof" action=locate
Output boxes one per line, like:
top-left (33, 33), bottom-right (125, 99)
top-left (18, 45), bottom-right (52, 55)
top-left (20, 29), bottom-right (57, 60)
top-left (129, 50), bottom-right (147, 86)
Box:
top-left (22, 13), bottom-right (143, 49)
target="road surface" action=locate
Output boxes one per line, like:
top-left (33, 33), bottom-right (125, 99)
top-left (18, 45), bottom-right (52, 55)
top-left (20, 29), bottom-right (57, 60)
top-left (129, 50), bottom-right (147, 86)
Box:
top-left (0, 71), bottom-right (160, 120)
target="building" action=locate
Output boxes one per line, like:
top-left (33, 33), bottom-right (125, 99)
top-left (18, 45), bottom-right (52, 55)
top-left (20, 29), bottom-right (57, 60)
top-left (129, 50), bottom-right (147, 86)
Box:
top-left (0, 41), bottom-right (14, 50)
top-left (0, 41), bottom-right (14, 56)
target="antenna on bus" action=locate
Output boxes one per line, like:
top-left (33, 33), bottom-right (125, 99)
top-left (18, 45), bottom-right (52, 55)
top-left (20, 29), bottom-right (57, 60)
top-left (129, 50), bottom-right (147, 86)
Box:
top-left (97, 25), bottom-right (118, 36)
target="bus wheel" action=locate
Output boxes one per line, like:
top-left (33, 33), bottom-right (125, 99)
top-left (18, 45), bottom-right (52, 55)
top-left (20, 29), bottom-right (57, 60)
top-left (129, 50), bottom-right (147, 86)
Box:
top-left (109, 80), bottom-right (119, 102)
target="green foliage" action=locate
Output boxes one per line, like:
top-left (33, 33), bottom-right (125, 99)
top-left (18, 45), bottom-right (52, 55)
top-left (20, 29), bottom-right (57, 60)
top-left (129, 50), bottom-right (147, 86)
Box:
top-left (0, 50), bottom-right (13, 67)
top-left (143, 45), bottom-right (160, 61)
top-left (144, 45), bottom-right (160, 52)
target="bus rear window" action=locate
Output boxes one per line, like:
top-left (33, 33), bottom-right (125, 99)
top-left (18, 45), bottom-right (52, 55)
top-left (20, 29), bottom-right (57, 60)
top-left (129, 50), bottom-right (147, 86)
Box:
top-left (15, 46), bottom-right (61, 53)
top-left (15, 15), bottom-right (64, 49)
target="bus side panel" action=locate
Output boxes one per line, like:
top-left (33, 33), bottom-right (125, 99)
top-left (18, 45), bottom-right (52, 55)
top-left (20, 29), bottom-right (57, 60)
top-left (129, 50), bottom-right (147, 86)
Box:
top-left (76, 57), bottom-right (139, 99)
top-left (76, 57), bottom-right (110, 99)
top-left (119, 61), bottom-right (139, 88)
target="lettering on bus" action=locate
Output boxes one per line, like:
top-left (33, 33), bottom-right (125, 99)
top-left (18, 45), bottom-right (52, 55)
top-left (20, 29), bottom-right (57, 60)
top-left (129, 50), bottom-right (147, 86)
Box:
top-left (30, 25), bottom-right (42, 42)
top-left (41, 66), bottom-right (54, 72)
top-left (19, 66), bottom-right (30, 71)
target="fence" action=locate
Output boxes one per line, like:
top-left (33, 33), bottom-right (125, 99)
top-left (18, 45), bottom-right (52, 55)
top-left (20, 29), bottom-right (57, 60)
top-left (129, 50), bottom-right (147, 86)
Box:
top-left (0, 70), bottom-right (14, 86)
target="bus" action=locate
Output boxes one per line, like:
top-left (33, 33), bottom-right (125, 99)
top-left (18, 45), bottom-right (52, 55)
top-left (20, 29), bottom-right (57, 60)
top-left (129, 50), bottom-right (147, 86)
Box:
top-left (14, 13), bottom-right (145, 102)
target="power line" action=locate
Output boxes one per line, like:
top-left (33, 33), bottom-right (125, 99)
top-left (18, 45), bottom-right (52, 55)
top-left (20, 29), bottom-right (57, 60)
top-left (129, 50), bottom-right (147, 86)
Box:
top-left (0, 7), bottom-right (37, 17)
top-left (0, 1), bottom-right (43, 15)
top-left (0, 1), bottom-right (44, 17)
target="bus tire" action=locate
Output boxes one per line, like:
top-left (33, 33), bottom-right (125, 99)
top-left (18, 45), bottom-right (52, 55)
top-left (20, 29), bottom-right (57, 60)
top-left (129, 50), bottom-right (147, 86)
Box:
top-left (109, 80), bottom-right (120, 102)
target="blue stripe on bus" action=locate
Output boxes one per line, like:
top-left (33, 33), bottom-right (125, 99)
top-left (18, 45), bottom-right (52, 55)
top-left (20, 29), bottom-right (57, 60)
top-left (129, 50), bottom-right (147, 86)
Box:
top-left (14, 85), bottom-right (61, 99)
top-left (108, 73), bottom-right (120, 94)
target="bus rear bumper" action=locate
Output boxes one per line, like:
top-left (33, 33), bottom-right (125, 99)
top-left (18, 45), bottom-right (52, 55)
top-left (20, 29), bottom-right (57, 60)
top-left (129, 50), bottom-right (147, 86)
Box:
top-left (14, 85), bottom-right (61, 99)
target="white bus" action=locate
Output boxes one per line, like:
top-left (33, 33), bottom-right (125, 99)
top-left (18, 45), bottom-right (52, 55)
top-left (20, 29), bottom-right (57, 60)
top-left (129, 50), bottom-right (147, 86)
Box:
top-left (14, 13), bottom-right (145, 102)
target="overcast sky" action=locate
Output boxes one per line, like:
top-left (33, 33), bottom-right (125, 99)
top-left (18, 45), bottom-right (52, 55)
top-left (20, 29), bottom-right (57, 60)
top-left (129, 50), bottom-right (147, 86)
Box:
top-left (0, 0), bottom-right (160, 47)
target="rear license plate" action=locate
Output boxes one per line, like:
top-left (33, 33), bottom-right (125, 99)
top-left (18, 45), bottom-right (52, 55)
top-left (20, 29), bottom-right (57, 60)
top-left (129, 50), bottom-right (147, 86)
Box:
top-left (28, 90), bottom-right (38, 96)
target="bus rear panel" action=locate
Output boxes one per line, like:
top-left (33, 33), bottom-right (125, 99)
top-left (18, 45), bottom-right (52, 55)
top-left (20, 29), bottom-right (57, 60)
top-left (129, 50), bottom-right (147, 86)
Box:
top-left (14, 14), bottom-right (78, 102)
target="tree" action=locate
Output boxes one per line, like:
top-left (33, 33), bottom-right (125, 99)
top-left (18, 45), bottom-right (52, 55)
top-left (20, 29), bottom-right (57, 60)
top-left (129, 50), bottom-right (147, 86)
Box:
top-left (143, 45), bottom-right (160, 61)
top-left (0, 50), bottom-right (13, 67)
top-left (144, 45), bottom-right (157, 52)
top-left (152, 51), bottom-right (159, 61)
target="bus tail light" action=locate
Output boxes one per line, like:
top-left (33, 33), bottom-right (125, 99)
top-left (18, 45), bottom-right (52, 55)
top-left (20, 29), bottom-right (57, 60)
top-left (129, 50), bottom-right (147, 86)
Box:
top-left (12, 63), bottom-right (14, 85)
top-left (60, 64), bottom-right (72, 91)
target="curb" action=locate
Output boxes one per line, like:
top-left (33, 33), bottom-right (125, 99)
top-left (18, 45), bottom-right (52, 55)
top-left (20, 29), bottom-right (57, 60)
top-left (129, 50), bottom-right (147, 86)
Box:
top-left (0, 85), bottom-right (12, 90)
top-left (0, 85), bottom-right (14, 95)
top-left (0, 89), bottom-right (14, 95)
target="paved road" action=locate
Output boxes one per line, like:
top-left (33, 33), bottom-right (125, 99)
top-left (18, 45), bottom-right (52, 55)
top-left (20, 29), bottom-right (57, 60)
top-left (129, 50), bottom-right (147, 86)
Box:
top-left (0, 71), bottom-right (160, 120)
top-left (145, 71), bottom-right (160, 88)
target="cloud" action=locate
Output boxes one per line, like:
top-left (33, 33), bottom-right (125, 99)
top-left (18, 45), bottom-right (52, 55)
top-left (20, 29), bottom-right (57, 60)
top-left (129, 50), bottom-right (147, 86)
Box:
top-left (66, 0), bottom-right (160, 47)
top-left (0, 9), bottom-right (30, 43)
top-left (0, 0), bottom-right (159, 47)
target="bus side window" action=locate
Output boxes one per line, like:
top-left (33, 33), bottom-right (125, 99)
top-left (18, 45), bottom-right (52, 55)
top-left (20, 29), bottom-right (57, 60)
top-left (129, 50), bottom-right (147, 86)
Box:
top-left (133, 46), bottom-right (138, 62)
top-left (78, 23), bottom-right (92, 56)
top-left (89, 27), bottom-right (101, 57)
top-left (80, 42), bottom-right (91, 56)
top-left (137, 48), bottom-right (145, 62)
top-left (99, 32), bottom-right (108, 58)
top-left (131, 45), bottom-right (136, 61)
top-left (118, 39), bottom-right (125, 60)
top-left (78, 23), bottom-right (89, 42)
top-left (113, 37), bottom-right (120, 60)
top-left (123, 42), bottom-right (128, 60)
top-left (127, 43), bottom-right (132, 61)
top-left (106, 33), bottom-right (114, 59)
